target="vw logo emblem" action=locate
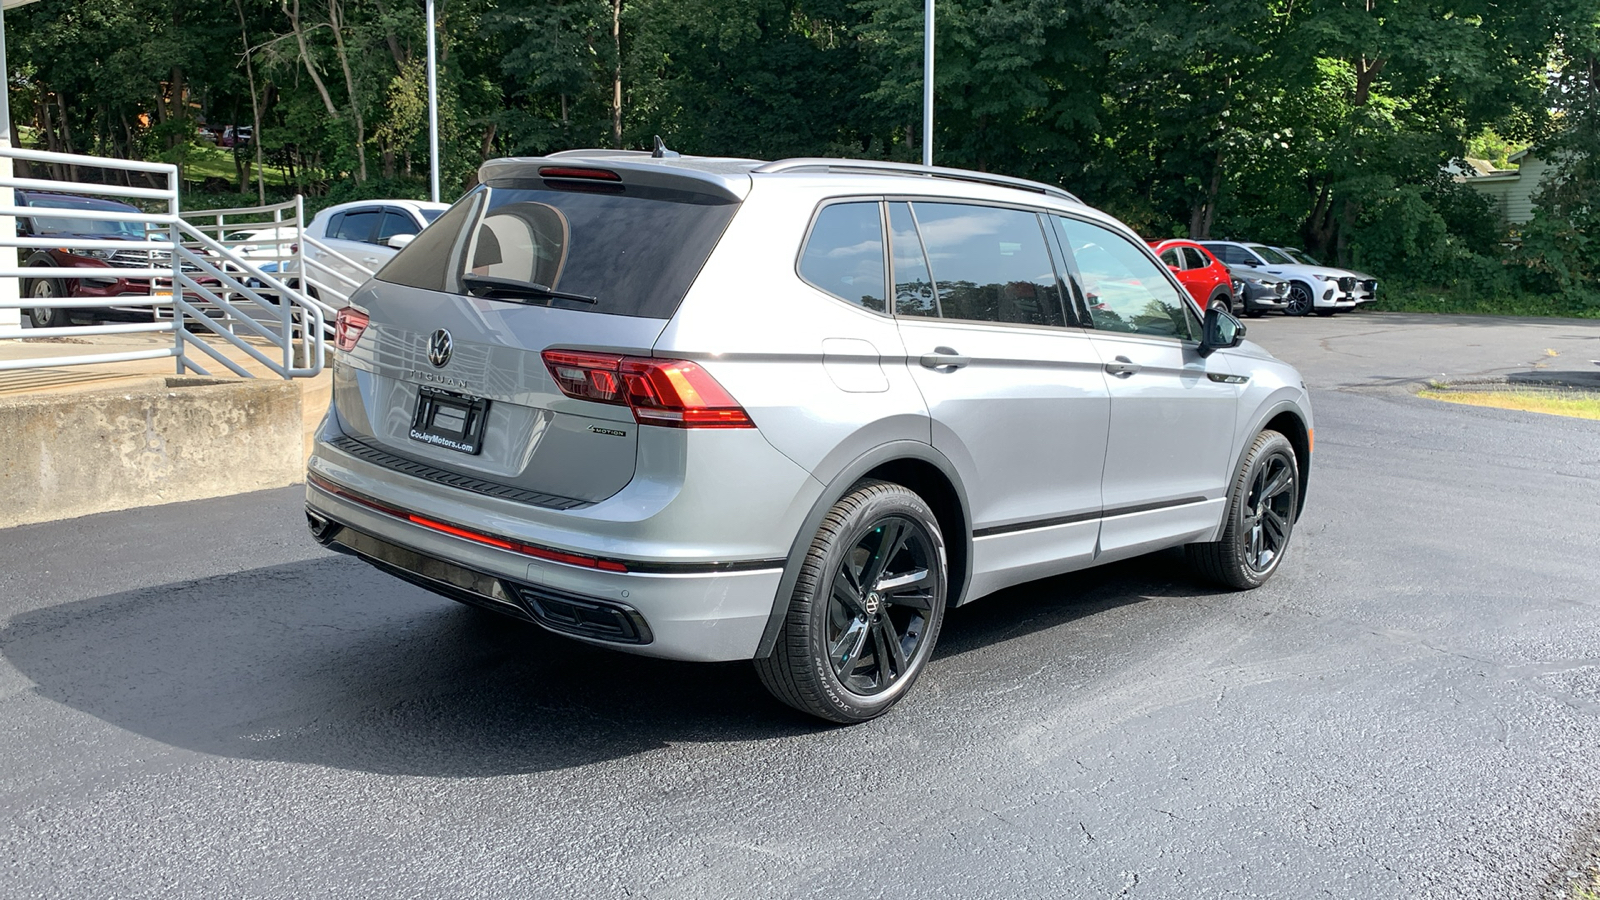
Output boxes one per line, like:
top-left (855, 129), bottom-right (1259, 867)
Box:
top-left (427, 329), bottom-right (453, 368)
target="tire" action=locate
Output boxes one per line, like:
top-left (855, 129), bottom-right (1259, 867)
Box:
top-left (1208, 293), bottom-right (1232, 315)
top-left (1284, 283), bottom-right (1314, 317)
top-left (25, 277), bottom-right (69, 328)
top-left (755, 480), bottom-right (948, 723)
top-left (1187, 430), bottom-right (1300, 590)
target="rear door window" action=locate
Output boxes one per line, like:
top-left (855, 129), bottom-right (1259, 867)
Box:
top-left (909, 202), bottom-right (1066, 328)
top-left (1182, 246), bottom-right (1211, 269)
top-left (798, 202), bottom-right (886, 313)
top-left (333, 209), bottom-right (380, 243)
top-left (375, 179), bottom-right (740, 319)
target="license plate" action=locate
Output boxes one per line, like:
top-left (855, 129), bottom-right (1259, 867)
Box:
top-left (409, 387), bottom-right (490, 455)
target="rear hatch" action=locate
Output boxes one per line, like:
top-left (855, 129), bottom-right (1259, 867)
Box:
top-left (330, 161), bottom-right (746, 506)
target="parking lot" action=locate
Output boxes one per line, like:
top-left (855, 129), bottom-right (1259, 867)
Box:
top-left (2, 310), bottom-right (1598, 899)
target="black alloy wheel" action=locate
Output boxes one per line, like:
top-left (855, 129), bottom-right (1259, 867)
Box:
top-left (1187, 430), bottom-right (1300, 590)
top-left (26, 278), bottom-right (68, 328)
top-left (1284, 283), bottom-right (1314, 317)
top-left (756, 480), bottom-right (947, 723)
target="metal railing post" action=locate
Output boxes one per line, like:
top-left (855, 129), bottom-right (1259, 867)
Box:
top-left (295, 194), bottom-right (308, 368)
top-left (169, 167), bottom-right (184, 374)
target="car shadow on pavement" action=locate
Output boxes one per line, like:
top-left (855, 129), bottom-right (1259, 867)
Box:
top-left (0, 549), bottom-right (1213, 777)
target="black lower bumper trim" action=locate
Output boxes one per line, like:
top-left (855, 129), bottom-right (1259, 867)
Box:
top-left (310, 508), bottom-right (654, 645)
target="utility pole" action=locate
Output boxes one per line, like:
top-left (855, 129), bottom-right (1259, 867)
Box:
top-left (922, 0), bottom-right (934, 167)
top-left (426, 0), bottom-right (440, 203)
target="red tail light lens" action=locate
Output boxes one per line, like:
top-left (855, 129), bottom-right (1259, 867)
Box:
top-left (334, 307), bottom-right (369, 351)
top-left (541, 350), bottom-right (754, 429)
top-left (538, 166), bottom-right (622, 181)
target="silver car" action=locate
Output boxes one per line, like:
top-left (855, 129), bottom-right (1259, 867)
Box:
top-left (305, 152), bottom-right (1314, 723)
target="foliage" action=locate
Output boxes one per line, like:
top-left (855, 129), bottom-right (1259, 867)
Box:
top-left (6, 0), bottom-right (1599, 314)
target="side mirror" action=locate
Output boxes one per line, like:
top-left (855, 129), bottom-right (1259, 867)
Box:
top-left (386, 234), bottom-right (414, 250)
top-left (1166, 264), bottom-right (1181, 273)
top-left (1198, 307), bottom-right (1246, 358)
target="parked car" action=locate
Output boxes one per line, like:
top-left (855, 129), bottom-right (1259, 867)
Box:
top-left (217, 125), bottom-right (253, 148)
top-left (297, 199), bottom-right (448, 297)
top-left (1148, 239), bottom-right (1236, 313)
top-left (17, 190), bottom-right (168, 328)
top-left (1227, 265), bottom-right (1292, 318)
top-left (1277, 247), bottom-right (1378, 305)
top-left (1199, 240), bottom-right (1357, 317)
top-left (305, 152), bottom-right (1314, 723)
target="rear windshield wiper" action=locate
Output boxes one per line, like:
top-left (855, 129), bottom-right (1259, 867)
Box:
top-left (461, 273), bottom-right (597, 305)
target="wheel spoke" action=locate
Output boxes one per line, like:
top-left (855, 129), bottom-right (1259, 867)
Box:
top-left (830, 618), bottom-right (871, 681)
top-left (876, 567), bottom-right (928, 593)
top-left (832, 569), bottom-right (866, 616)
top-left (1261, 464), bottom-right (1291, 501)
top-left (872, 618), bottom-right (907, 683)
top-left (860, 519), bottom-right (905, 591)
top-left (1263, 509), bottom-right (1289, 547)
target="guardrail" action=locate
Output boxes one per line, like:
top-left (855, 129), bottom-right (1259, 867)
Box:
top-left (0, 146), bottom-right (323, 378)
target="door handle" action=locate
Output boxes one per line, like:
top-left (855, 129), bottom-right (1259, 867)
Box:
top-left (1104, 355), bottom-right (1142, 377)
top-left (919, 347), bottom-right (970, 370)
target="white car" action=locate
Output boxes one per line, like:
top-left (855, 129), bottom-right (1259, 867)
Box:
top-left (300, 199), bottom-right (449, 300)
top-left (1200, 241), bottom-right (1359, 317)
top-left (1277, 247), bottom-right (1378, 305)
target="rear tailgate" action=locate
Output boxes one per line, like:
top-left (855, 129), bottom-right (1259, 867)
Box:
top-left (329, 163), bottom-right (746, 506)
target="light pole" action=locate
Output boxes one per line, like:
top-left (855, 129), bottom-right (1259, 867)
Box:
top-left (922, 0), bottom-right (933, 167)
top-left (426, 0), bottom-right (440, 203)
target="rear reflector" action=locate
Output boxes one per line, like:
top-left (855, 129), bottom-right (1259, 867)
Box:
top-left (334, 307), bottom-right (369, 351)
top-left (538, 166), bottom-right (622, 181)
top-left (542, 350), bottom-right (754, 429)
top-left (308, 472), bottom-right (629, 572)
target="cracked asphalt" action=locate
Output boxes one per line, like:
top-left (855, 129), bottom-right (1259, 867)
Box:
top-left (2, 311), bottom-right (1599, 899)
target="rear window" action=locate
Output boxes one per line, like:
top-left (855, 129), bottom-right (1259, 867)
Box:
top-left (375, 180), bottom-right (740, 319)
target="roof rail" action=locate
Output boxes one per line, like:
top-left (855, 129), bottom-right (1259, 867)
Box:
top-left (752, 158), bottom-right (1081, 204)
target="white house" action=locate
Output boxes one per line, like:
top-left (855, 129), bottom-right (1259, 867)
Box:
top-left (1456, 149), bottom-right (1554, 225)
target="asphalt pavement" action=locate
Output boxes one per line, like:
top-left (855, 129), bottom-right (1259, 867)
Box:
top-left (2, 310), bottom-right (1598, 899)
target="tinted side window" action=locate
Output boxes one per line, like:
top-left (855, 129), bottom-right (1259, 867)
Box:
top-left (1205, 243), bottom-right (1254, 267)
top-left (888, 202), bottom-right (937, 317)
top-left (334, 209), bottom-right (379, 243)
top-left (1158, 247), bottom-right (1182, 268)
top-left (1057, 217), bottom-right (1195, 340)
top-left (798, 202), bottom-right (886, 313)
top-left (911, 202), bottom-right (1065, 327)
top-left (1182, 246), bottom-right (1210, 269)
top-left (378, 210), bottom-right (419, 240)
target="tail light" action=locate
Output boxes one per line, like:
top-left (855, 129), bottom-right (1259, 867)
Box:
top-left (542, 350), bottom-right (753, 428)
top-left (334, 307), bottom-right (369, 351)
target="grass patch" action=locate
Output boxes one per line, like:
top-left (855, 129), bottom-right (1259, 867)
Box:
top-left (1419, 386), bottom-right (1600, 420)
top-left (1372, 284), bottom-right (1600, 319)
top-left (178, 145), bottom-right (291, 189)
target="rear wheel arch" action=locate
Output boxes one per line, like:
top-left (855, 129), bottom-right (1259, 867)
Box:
top-left (755, 442), bottom-right (972, 659)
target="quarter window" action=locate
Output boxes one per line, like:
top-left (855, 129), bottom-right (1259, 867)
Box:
top-left (1056, 217), bottom-right (1196, 340)
top-left (798, 202), bottom-right (886, 313)
top-left (378, 210), bottom-right (420, 241)
top-left (1159, 247), bottom-right (1182, 268)
top-left (910, 202), bottom-right (1066, 327)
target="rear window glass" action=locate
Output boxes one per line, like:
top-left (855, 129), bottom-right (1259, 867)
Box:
top-left (375, 180), bottom-right (740, 319)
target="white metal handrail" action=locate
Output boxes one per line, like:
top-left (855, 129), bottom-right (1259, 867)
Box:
top-left (0, 145), bottom-right (323, 379)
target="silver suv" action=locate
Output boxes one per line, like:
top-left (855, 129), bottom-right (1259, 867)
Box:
top-left (306, 152), bottom-right (1314, 723)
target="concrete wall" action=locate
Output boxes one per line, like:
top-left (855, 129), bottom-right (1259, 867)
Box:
top-left (0, 376), bottom-right (303, 528)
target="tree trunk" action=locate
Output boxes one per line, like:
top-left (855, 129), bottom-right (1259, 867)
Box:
top-left (612, 0), bottom-right (623, 149)
top-left (286, 0), bottom-right (342, 120)
top-left (327, 0), bottom-right (368, 182)
top-left (236, 0), bottom-right (268, 204)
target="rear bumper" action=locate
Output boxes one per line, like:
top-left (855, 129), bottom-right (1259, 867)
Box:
top-left (306, 478), bottom-right (784, 662)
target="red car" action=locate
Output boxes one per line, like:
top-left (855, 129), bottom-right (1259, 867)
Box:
top-left (1147, 238), bottom-right (1235, 313)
